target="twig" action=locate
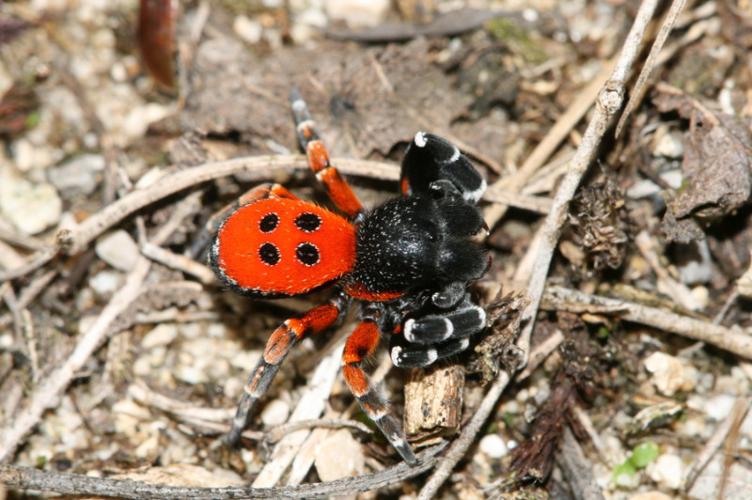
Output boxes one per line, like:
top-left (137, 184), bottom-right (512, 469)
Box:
top-left (140, 242), bottom-right (216, 285)
top-left (542, 286), bottom-right (752, 359)
top-left (514, 0), bottom-right (661, 360)
top-left (718, 397), bottom-right (749, 499)
top-left (0, 156), bottom-right (548, 284)
top-left (571, 405), bottom-right (612, 467)
top-left (252, 340), bottom-right (346, 487)
top-left (417, 331), bottom-right (562, 499)
top-left (0, 443), bottom-right (446, 499)
top-left (557, 426), bottom-right (605, 500)
top-left (684, 397), bottom-right (752, 491)
top-left (615, 0), bottom-right (690, 137)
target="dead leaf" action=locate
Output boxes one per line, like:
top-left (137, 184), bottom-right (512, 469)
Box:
top-left (654, 87), bottom-right (752, 242)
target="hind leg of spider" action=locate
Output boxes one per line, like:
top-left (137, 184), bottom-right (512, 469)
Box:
top-left (191, 183), bottom-right (299, 258)
top-left (342, 321), bottom-right (418, 465)
top-left (289, 88), bottom-right (363, 219)
top-left (391, 337), bottom-right (474, 369)
top-left (226, 294), bottom-right (348, 446)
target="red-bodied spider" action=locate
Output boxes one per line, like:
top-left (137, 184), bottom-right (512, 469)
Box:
top-left (209, 89), bottom-right (489, 465)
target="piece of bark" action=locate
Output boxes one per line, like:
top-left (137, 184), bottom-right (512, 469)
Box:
top-left (403, 364), bottom-right (464, 445)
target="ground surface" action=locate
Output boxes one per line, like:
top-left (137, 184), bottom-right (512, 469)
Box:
top-left (1, 0), bottom-right (752, 498)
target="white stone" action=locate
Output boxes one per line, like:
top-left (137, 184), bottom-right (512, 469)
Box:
top-left (653, 132), bottom-right (684, 159)
top-left (95, 230), bottom-right (139, 272)
top-left (48, 154), bottom-right (105, 197)
top-left (122, 103), bottom-right (173, 140)
top-left (142, 324), bottom-right (179, 349)
top-left (234, 15), bottom-right (263, 44)
top-left (88, 270), bottom-right (123, 298)
top-left (479, 433), bottom-right (508, 459)
top-left (260, 399), bottom-right (290, 427)
top-left (704, 394), bottom-right (736, 421)
top-left (647, 453), bottom-right (684, 490)
top-left (0, 174), bottom-right (62, 235)
top-left (644, 352), bottom-right (698, 396)
top-left (314, 429), bottom-right (365, 481)
top-left (324, 0), bottom-right (390, 28)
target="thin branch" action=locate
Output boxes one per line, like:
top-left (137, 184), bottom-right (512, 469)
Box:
top-left (557, 426), bottom-right (605, 500)
top-left (514, 0), bottom-right (661, 360)
top-left (140, 242), bottom-right (216, 285)
top-left (542, 286), bottom-right (752, 359)
top-left (0, 443), bottom-right (446, 499)
top-left (0, 156), bottom-right (549, 284)
top-left (615, 0), bottom-right (690, 137)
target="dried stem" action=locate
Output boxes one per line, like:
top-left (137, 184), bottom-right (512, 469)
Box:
top-left (542, 286), bottom-right (752, 359)
top-left (515, 0), bottom-right (661, 360)
top-left (0, 443), bottom-right (446, 499)
top-left (0, 156), bottom-right (548, 284)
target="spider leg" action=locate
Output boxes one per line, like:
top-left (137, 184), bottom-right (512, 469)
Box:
top-left (289, 88), bottom-right (363, 219)
top-left (192, 183), bottom-right (298, 258)
top-left (401, 132), bottom-right (486, 203)
top-left (391, 337), bottom-right (473, 369)
top-left (226, 292), bottom-right (349, 446)
top-left (403, 297), bottom-right (486, 345)
top-left (343, 321), bottom-right (418, 465)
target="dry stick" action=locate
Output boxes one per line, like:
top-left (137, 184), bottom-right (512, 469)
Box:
top-left (140, 242), bottom-right (216, 285)
top-left (615, 0), bottom-right (690, 137)
top-left (417, 329), bottom-right (565, 500)
top-left (0, 443), bottom-right (445, 500)
top-left (484, 58), bottom-right (615, 229)
top-left (542, 287), bottom-right (752, 359)
top-left (419, 2), bottom-right (662, 496)
top-left (684, 397), bottom-right (752, 491)
top-left (557, 427), bottom-right (605, 500)
top-left (0, 156), bottom-right (548, 284)
top-left (252, 340), bottom-right (346, 488)
top-left (514, 0), bottom-right (660, 360)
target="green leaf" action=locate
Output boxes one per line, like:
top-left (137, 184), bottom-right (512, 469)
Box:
top-left (629, 441), bottom-right (660, 469)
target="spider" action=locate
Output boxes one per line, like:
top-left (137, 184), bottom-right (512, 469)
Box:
top-left (209, 89), bottom-right (489, 465)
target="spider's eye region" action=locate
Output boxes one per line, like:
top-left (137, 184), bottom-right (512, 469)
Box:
top-left (258, 242), bottom-right (281, 266)
top-left (294, 212), bottom-right (322, 232)
top-left (259, 213), bottom-right (279, 233)
top-left (295, 242), bottom-right (320, 266)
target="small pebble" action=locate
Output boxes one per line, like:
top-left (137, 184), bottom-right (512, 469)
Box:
top-left (142, 324), bottom-right (179, 349)
top-left (314, 429), bottom-right (365, 481)
top-left (653, 132), bottom-right (684, 158)
top-left (647, 453), bottom-right (684, 490)
top-left (324, 0), bottom-right (390, 28)
top-left (88, 270), bottom-right (123, 298)
top-left (234, 15), bottom-right (263, 44)
top-left (644, 352), bottom-right (698, 396)
top-left (704, 394), bottom-right (736, 421)
top-left (0, 175), bottom-right (62, 235)
top-left (47, 154), bottom-right (104, 197)
top-left (260, 399), bottom-right (290, 427)
top-left (95, 230), bottom-right (139, 272)
top-left (629, 492), bottom-right (673, 500)
top-left (479, 434), bottom-right (508, 459)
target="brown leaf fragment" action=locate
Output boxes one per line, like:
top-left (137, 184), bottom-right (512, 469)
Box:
top-left (138, 0), bottom-right (176, 89)
top-left (654, 87), bottom-right (752, 243)
top-left (0, 83), bottom-right (39, 138)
